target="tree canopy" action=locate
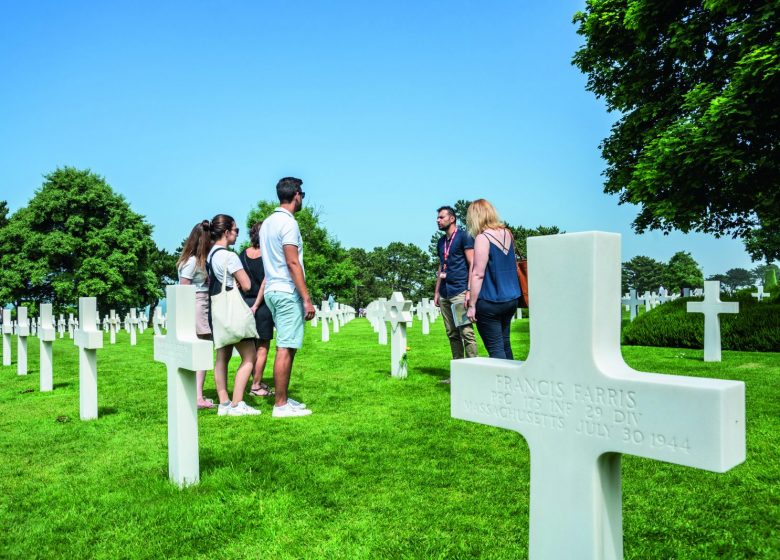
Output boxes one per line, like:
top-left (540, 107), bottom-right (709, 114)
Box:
top-left (0, 167), bottom-right (162, 312)
top-left (663, 251), bottom-right (705, 291)
top-left (573, 1), bottom-right (780, 261)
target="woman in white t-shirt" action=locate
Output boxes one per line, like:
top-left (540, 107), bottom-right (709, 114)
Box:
top-left (177, 220), bottom-right (214, 409)
top-left (206, 214), bottom-right (260, 417)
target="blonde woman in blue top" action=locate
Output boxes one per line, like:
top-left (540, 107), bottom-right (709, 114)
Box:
top-left (466, 199), bottom-right (522, 359)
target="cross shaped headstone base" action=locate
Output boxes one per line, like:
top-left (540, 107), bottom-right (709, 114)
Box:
top-left (154, 285), bottom-right (213, 487)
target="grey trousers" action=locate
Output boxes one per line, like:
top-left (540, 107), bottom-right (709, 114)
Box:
top-left (439, 291), bottom-right (478, 359)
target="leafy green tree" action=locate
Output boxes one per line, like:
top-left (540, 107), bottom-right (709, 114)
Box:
top-left (148, 247), bottom-right (178, 324)
top-left (368, 242), bottom-right (435, 303)
top-left (247, 201), bottom-right (357, 304)
top-left (0, 168), bottom-right (162, 312)
top-left (723, 267), bottom-right (753, 293)
top-left (622, 255), bottom-right (667, 294)
top-left (765, 267), bottom-right (778, 291)
top-left (663, 251), bottom-right (704, 292)
top-left (506, 225), bottom-right (563, 259)
top-left (751, 263), bottom-right (780, 287)
top-left (706, 273), bottom-right (730, 291)
top-left (0, 200), bottom-right (8, 228)
top-left (573, 1), bottom-right (780, 261)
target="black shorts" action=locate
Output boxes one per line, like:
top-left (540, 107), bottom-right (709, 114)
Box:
top-left (244, 296), bottom-right (274, 341)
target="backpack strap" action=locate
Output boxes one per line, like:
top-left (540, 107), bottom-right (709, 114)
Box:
top-left (206, 247), bottom-right (227, 297)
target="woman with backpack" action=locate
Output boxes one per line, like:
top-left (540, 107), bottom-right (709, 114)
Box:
top-left (206, 214), bottom-right (260, 416)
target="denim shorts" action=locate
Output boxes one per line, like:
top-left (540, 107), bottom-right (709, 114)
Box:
top-left (265, 291), bottom-right (304, 349)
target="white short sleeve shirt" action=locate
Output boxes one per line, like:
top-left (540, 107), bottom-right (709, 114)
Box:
top-left (259, 208), bottom-right (305, 294)
top-left (207, 246), bottom-right (244, 289)
top-left (177, 256), bottom-right (210, 292)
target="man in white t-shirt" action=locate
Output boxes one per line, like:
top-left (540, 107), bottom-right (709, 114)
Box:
top-left (259, 177), bottom-right (316, 418)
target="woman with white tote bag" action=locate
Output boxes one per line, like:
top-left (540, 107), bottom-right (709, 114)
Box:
top-left (206, 214), bottom-right (260, 417)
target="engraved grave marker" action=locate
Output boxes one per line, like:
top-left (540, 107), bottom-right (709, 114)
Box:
top-left (451, 232), bottom-right (745, 560)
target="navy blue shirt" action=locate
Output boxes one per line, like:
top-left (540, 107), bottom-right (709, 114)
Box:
top-left (437, 227), bottom-right (474, 298)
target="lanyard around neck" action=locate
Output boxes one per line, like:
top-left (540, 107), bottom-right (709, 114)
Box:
top-left (443, 229), bottom-right (458, 268)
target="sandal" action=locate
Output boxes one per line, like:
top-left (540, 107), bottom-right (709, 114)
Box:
top-left (249, 387), bottom-right (274, 397)
top-left (198, 398), bottom-right (215, 409)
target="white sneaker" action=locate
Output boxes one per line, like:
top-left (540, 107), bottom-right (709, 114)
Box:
top-left (217, 402), bottom-right (231, 416)
top-left (227, 401), bottom-right (262, 416)
top-left (287, 398), bottom-right (307, 409)
top-left (272, 403), bottom-right (313, 418)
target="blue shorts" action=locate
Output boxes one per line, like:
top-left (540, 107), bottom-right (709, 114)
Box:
top-left (265, 291), bottom-right (304, 349)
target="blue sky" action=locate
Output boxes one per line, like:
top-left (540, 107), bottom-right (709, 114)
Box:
top-left (0, 1), bottom-right (759, 276)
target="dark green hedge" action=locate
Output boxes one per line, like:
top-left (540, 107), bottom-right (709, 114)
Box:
top-left (622, 294), bottom-right (780, 352)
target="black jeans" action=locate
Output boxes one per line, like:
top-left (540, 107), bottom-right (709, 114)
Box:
top-left (474, 298), bottom-right (519, 359)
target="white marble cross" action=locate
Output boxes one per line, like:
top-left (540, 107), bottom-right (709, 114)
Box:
top-left (687, 280), bottom-right (739, 362)
top-left (386, 292), bottom-right (412, 378)
top-left (109, 310), bottom-right (118, 344)
top-left (751, 285), bottom-right (771, 302)
top-left (620, 289), bottom-right (641, 320)
top-left (129, 308), bottom-right (138, 345)
top-left (154, 285), bottom-right (214, 488)
top-left (58, 314), bottom-right (65, 338)
top-left (451, 232), bottom-right (745, 560)
top-left (420, 297), bottom-right (431, 335)
top-left (376, 298), bottom-right (388, 345)
top-left (640, 290), bottom-right (652, 312)
top-left (16, 306), bottom-right (30, 375)
top-left (332, 303), bottom-right (340, 334)
top-left (319, 302), bottom-right (330, 342)
top-left (153, 307), bottom-right (164, 335)
top-left (75, 298), bottom-right (103, 420)
top-left (2, 308), bottom-right (11, 366)
top-left (39, 304), bottom-right (56, 392)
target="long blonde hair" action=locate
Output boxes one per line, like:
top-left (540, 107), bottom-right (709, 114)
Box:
top-left (466, 199), bottom-right (505, 237)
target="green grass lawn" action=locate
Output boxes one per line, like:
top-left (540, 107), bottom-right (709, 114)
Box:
top-left (0, 319), bottom-right (778, 559)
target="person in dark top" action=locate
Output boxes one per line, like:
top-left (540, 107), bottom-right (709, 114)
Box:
top-left (465, 199), bottom-right (522, 359)
top-left (434, 206), bottom-right (478, 369)
top-left (240, 221), bottom-right (275, 397)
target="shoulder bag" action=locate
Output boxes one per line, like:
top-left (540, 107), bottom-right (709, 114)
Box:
top-left (210, 251), bottom-right (258, 349)
top-left (505, 230), bottom-right (530, 309)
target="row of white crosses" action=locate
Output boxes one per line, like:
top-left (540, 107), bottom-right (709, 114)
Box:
top-left (452, 232), bottom-right (746, 560)
top-left (314, 301), bottom-right (356, 342)
top-left (621, 288), bottom-right (682, 321)
top-left (2, 303), bottom-right (161, 388)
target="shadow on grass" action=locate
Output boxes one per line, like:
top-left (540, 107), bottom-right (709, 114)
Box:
top-left (98, 406), bottom-right (119, 417)
top-left (54, 382), bottom-right (71, 389)
top-left (416, 366), bottom-right (449, 380)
